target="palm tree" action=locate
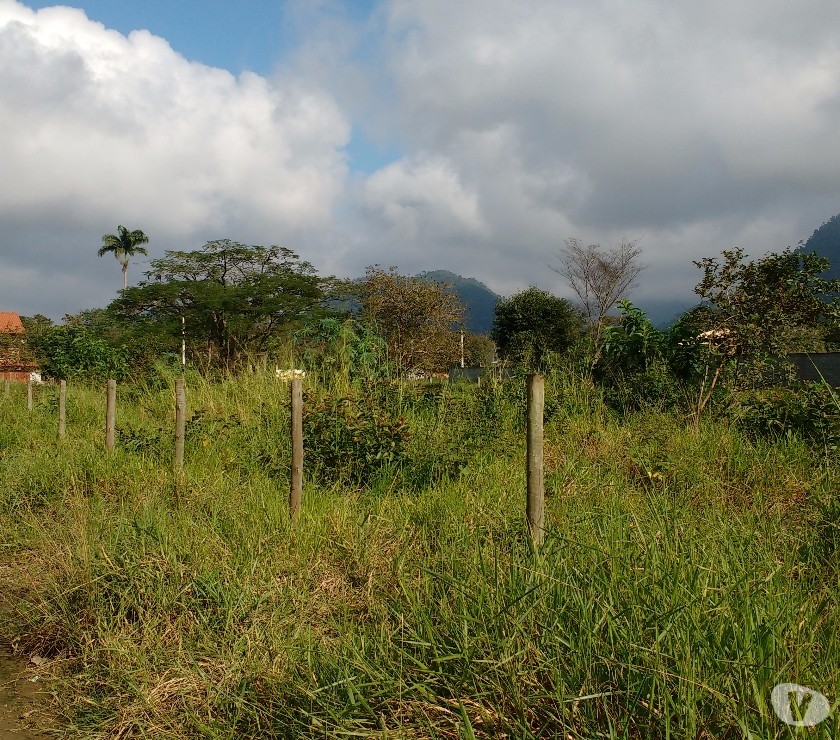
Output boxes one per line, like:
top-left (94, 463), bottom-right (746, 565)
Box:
top-left (98, 225), bottom-right (150, 289)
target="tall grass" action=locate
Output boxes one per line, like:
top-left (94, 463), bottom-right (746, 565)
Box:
top-left (0, 368), bottom-right (837, 738)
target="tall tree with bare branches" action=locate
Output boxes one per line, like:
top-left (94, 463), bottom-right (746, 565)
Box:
top-left (554, 238), bottom-right (644, 372)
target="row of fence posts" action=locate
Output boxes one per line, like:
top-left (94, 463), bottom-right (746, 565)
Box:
top-left (7, 373), bottom-right (546, 547)
top-left (4, 378), bottom-right (47, 414)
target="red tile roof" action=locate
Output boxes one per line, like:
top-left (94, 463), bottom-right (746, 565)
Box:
top-left (0, 312), bottom-right (25, 333)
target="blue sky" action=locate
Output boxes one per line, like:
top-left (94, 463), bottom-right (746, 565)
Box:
top-left (22, 0), bottom-right (395, 173)
top-left (24, 0), bottom-right (374, 74)
top-left (2, 0), bottom-right (840, 321)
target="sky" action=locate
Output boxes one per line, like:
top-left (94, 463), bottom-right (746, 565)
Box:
top-left (2, 0), bottom-right (840, 324)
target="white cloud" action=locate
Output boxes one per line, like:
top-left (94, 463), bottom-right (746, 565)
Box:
top-left (0, 0), bottom-right (349, 316)
top-left (3, 0), bottom-right (840, 325)
top-left (362, 155), bottom-right (487, 240)
top-left (335, 0), bottom-right (840, 310)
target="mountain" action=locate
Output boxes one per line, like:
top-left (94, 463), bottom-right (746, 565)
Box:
top-left (415, 270), bottom-right (500, 334)
top-left (801, 212), bottom-right (840, 279)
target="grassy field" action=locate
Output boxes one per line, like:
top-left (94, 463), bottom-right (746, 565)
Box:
top-left (0, 368), bottom-right (838, 738)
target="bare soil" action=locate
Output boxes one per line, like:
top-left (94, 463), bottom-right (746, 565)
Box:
top-left (0, 646), bottom-right (53, 739)
top-left (0, 558), bottom-right (57, 738)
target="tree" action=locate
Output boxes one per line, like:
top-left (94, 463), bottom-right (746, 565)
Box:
top-left (98, 225), bottom-right (150, 289)
top-left (463, 332), bottom-right (497, 368)
top-left (693, 247), bottom-right (840, 357)
top-left (678, 247), bottom-right (840, 424)
top-left (491, 287), bottom-right (582, 369)
top-left (111, 240), bottom-right (323, 369)
top-left (554, 238), bottom-right (644, 371)
top-left (27, 324), bottom-right (130, 380)
top-left (355, 266), bottom-right (464, 374)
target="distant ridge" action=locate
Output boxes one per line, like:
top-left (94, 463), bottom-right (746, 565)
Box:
top-left (415, 270), bottom-right (500, 334)
top-left (800, 212), bottom-right (840, 279)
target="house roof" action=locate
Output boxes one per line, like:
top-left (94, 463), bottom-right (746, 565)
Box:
top-left (0, 312), bottom-right (25, 333)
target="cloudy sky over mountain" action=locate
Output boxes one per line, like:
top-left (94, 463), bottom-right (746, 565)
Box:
top-left (2, 0), bottom-right (839, 322)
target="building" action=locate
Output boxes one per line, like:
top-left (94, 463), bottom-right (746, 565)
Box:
top-left (0, 312), bottom-right (38, 382)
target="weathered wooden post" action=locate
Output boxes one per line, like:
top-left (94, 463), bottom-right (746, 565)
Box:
top-left (174, 377), bottom-right (186, 473)
top-left (27, 376), bottom-right (33, 412)
top-left (105, 379), bottom-right (116, 453)
top-left (526, 373), bottom-right (545, 547)
top-left (58, 380), bottom-right (66, 439)
top-left (4, 380), bottom-right (9, 398)
top-left (290, 377), bottom-right (303, 520)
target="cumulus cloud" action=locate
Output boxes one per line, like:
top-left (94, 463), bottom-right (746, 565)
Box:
top-left (0, 1), bottom-right (349, 317)
top-left (3, 0), bottom-right (840, 325)
top-left (362, 155), bottom-right (487, 241)
top-left (343, 0), bottom-right (840, 312)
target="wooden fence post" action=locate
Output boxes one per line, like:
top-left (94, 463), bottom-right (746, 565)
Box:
top-left (290, 377), bottom-right (303, 520)
top-left (4, 380), bottom-right (9, 398)
top-left (526, 373), bottom-right (545, 547)
top-left (58, 380), bottom-right (66, 439)
top-left (27, 377), bottom-right (33, 412)
top-left (174, 377), bottom-right (186, 473)
top-left (105, 379), bottom-right (116, 453)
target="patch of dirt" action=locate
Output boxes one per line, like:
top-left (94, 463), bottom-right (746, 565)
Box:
top-left (0, 646), bottom-right (54, 739)
top-left (0, 557), bottom-right (58, 738)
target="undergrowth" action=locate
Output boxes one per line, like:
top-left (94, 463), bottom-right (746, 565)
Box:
top-left (0, 371), bottom-right (837, 738)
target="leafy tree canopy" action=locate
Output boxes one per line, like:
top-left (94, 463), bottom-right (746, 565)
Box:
top-left (491, 286), bottom-right (583, 369)
top-left (98, 225), bottom-right (150, 289)
top-left (111, 240), bottom-right (324, 368)
top-left (355, 266), bottom-right (464, 374)
top-left (693, 247), bottom-right (840, 357)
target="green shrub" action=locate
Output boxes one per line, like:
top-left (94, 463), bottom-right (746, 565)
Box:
top-left (734, 382), bottom-right (840, 451)
top-left (304, 394), bottom-right (410, 486)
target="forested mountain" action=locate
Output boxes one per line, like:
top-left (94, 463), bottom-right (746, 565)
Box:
top-left (415, 270), bottom-right (500, 334)
top-left (801, 212), bottom-right (840, 279)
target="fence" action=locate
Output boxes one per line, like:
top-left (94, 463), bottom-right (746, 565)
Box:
top-left (5, 374), bottom-right (548, 548)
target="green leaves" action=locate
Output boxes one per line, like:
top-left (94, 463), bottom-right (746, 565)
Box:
top-left (693, 247), bottom-right (840, 358)
top-left (491, 287), bottom-right (582, 370)
top-left (356, 266), bottom-right (465, 375)
top-left (98, 225), bottom-right (150, 288)
top-left (111, 240), bottom-right (323, 368)
top-left (29, 325), bottom-right (130, 380)
top-left (304, 394), bottom-right (410, 486)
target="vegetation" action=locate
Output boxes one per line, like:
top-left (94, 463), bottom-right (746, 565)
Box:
top-left (355, 266), bottom-right (465, 374)
top-left (415, 270), bottom-right (500, 334)
top-left (97, 225), bottom-right (150, 290)
top-left (112, 240), bottom-right (324, 370)
top-left (491, 286), bottom-right (583, 370)
top-left (692, 247), bottom-right (840, 357)
top-left (554, 238), bottom-right (645, 372)
top-left (2, 239), bottom-right (839, 737)
top-left (1, 361), bottom-right (837, 738)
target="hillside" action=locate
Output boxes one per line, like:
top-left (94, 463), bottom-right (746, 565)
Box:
top-left (415, 270), bottom-right (500, 334)
top-left (800, 211), bottom-right (840, 279)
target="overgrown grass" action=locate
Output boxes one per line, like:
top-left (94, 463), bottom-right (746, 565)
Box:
top-left (0, 370), bottom-right (837, 738)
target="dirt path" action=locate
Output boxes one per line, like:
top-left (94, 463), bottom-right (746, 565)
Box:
top-left (0, 645), bottom-right (54, 738)
top-left (0, 557), bottom-right (58, 738)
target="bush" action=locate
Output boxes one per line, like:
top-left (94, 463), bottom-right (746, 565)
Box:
top-left (30, 326), bottom-right (131, 381)
top-left (734, 382), bottom-right (840, 451)
top-left (304, 394), bottom-right (410, 486)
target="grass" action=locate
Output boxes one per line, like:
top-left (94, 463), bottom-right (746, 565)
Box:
top-left (0, 369), bottom-right (838, 738)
